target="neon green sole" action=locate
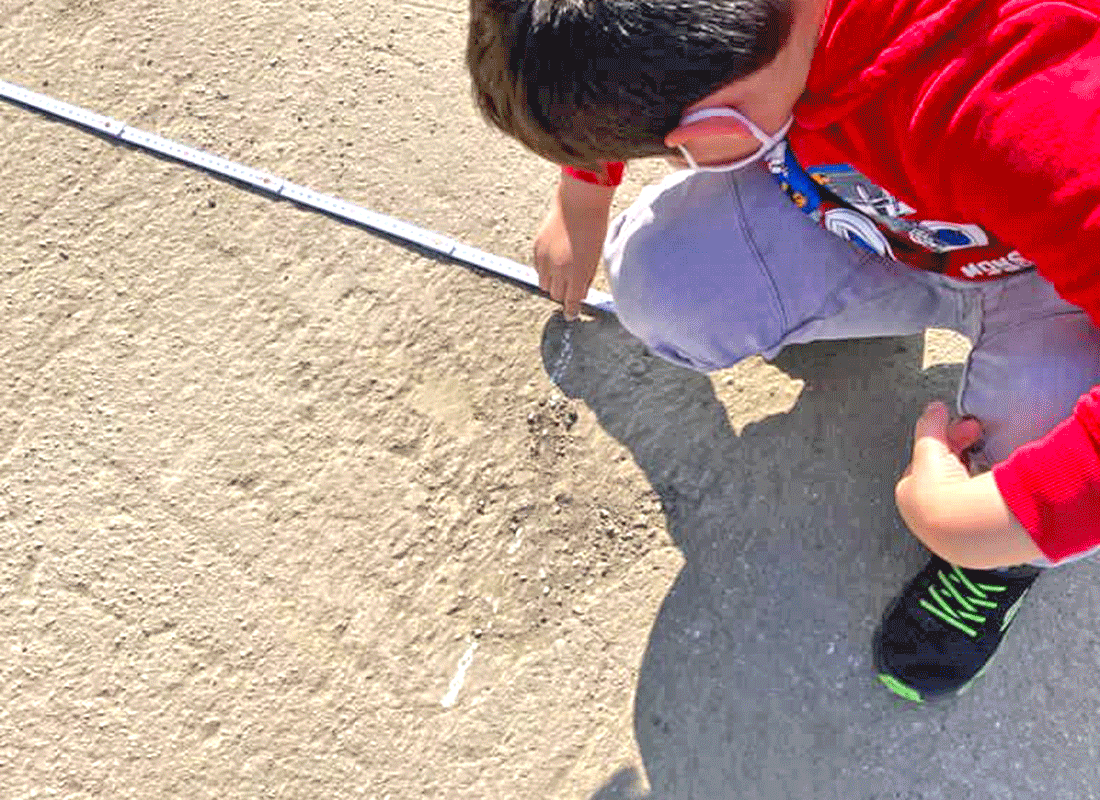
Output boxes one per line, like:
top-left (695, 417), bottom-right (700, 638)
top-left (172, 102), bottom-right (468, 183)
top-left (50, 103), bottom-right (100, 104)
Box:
top-left (877, 673), bottom-right (924, 703)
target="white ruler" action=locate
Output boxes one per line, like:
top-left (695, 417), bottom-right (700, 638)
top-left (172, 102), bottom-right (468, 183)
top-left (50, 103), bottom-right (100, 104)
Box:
top-left (0, 78), bottom-right (617, 315)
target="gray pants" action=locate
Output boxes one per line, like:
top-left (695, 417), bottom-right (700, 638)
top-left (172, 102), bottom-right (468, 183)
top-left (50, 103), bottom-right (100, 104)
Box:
top-left (604, 165), bottom-right (1100, 565)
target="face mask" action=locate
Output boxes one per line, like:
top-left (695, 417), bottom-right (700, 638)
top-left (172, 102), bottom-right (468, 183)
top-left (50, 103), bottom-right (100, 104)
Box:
top-left (676, 107), bottom-right (793, 173)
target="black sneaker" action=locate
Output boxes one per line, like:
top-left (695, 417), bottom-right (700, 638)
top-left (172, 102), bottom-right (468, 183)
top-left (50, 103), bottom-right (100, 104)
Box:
top-left (873, 555), bottom-right (1042, 703)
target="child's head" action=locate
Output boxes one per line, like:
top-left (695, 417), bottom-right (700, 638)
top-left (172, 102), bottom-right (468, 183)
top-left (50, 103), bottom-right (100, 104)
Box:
top-left (466, 0), bottom-right (793, 168)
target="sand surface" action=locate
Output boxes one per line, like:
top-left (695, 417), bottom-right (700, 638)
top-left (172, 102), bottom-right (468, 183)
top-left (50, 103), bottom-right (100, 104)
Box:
top-left (4, 2), bottom-right (1100, 799)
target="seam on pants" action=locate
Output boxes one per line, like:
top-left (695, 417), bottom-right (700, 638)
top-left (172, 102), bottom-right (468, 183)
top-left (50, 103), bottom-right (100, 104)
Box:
top-left (729, 172), bottom-right (789, 333)
top-left (956, 285), bottom-right (989, 468)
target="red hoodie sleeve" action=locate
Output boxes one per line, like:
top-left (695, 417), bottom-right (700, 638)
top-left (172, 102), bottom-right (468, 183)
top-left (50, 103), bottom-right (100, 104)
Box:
top-left (939, 5), bottom-right (1100, 321)
top-left (993, 388), bottom-right (1100, 562)
top-left (562, 162), bottom-right (625, 187)
top-left (927, 4), bottom-right (1100, 559)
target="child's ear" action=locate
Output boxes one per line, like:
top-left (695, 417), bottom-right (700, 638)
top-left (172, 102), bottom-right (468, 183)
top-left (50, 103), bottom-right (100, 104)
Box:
top-left (663, 113), bottom-right (753, 149)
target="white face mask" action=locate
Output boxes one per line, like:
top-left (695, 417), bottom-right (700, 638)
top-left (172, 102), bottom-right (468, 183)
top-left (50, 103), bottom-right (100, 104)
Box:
top-left (676, 107), bottom-right (793, 173)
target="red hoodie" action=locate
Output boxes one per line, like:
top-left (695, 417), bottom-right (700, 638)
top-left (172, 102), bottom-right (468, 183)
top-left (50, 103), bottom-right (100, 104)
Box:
top-left (566, 0), bottom-right (1100, 562)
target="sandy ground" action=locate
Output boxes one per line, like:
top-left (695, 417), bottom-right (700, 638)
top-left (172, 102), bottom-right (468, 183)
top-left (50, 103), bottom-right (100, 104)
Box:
top-left (4, 2), bottom-right (1100, 799)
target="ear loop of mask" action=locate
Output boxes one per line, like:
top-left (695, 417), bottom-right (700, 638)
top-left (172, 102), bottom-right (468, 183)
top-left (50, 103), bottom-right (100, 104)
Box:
top-left (676, 107), bottom-right (794, 172)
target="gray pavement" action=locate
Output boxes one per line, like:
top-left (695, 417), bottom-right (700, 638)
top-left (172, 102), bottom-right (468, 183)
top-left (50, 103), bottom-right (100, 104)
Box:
top-left (547, 319), bottom-right (1100, 799)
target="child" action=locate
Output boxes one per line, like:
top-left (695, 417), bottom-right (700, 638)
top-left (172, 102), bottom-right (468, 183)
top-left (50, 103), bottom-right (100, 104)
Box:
top-left (466, 0), bottom-right (1100, 702)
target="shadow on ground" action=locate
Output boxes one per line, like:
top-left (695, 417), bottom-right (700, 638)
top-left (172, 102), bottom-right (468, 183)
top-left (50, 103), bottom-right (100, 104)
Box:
top-left (542, 314), bottom-right (1100, 800)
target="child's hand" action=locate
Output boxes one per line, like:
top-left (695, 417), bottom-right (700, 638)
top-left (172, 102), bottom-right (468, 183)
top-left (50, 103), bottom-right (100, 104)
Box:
top-left (895, 402), bottom-right (1040, 568)
top-left (533, 174), bottom-right (616, 320)
top-left (899, 401), bottom-right (983, 480)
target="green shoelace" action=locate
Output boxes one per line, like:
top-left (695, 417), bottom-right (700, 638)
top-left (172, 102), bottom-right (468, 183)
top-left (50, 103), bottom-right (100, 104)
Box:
top-left (918, 566), bottom-right (1008, 638)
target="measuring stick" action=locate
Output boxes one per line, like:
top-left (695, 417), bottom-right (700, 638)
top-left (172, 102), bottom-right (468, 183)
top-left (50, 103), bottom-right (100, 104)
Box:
top-left (0, 78), bottom-right (617, 315)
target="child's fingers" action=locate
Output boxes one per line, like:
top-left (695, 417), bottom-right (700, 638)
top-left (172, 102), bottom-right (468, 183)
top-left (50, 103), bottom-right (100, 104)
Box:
top-left (908, 401), bottom-right (974, 488)
top-left (562, 287), bottom-right (581, 321)
top-left (945, 415), bottom-right (983, 457)
top-left (532, 244), bottom-right (552, 293)
top-left (563, 266), bottom-right (595, 320)
top-left (900, 402), bottom-right (947, 479)
top-left (915, 402), bottom-right (982, 458)
top-left (549, 271), bottom-right (566, 305)
top-left (912, 401), bottom-right (950, 449)
top-left (533, 257), bottom-right (550, 292)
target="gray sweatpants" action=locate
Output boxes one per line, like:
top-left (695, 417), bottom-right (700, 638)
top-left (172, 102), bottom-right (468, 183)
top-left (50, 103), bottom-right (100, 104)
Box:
top-left (604, 164), bottom-right (1100, 566)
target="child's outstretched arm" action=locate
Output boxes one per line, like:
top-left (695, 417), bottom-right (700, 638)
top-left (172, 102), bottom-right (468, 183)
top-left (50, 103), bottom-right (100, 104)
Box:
top-left (533, 168), bottom-right (619, 320)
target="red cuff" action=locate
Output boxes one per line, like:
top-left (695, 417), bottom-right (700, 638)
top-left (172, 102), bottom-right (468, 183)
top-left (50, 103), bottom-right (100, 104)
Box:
top-left (993, 389), bottom-right (1100, 562)
top-left (562, 162), bottom-right (625, 187)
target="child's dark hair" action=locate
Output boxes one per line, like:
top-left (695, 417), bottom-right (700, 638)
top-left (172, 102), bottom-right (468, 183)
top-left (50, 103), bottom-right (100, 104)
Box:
top-left (467, 0), bottom-right (793, 168)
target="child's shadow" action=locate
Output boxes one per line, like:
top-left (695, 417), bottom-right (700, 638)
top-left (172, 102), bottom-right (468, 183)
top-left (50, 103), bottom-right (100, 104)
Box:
top-left (542, 313), bottom-right (1097, 800)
